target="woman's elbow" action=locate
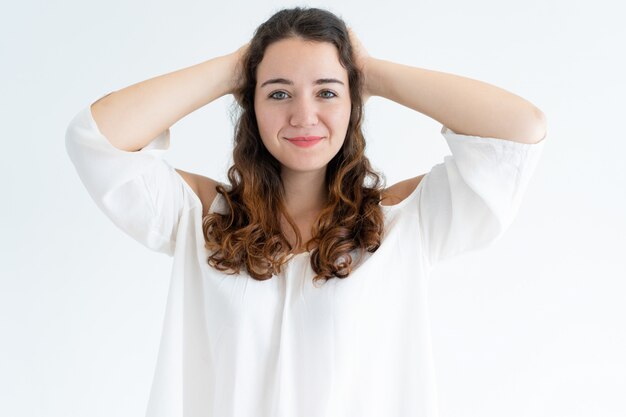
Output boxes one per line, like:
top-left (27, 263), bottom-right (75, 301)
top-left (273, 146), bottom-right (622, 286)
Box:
top-left (530, 108), bottom-right (547, 143)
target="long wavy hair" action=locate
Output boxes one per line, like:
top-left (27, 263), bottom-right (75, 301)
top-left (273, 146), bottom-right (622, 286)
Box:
top-left (202, 6), bottom-right (386, 285)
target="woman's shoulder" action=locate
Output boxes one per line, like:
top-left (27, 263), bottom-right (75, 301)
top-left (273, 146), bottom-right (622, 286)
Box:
top-left (380, 174), bottom-right (426, 206)
top-left (174, 169), bottom-right (224, 216)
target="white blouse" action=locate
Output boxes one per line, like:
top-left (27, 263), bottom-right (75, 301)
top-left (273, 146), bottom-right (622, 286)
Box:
top-left (65, 100), bottom-right (546, 417)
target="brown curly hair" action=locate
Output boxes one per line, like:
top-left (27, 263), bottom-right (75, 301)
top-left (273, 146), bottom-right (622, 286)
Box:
top-left (202, 6), bottom-right (386, 285)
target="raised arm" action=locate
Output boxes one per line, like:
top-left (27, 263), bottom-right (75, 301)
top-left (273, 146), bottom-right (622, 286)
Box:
top-left (91, 43), bottom-right (249, 152)
top-left (348, 29), bottom-right (546, 144)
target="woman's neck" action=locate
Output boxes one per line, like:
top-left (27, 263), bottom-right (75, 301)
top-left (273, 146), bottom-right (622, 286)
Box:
top-left (280, 168), bottom-right (327, 215)
top-left (279, 168), bottom-right (327, 252)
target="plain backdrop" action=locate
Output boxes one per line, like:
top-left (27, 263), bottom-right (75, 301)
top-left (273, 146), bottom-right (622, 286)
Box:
top-left (1, 0), bottom-right (624, 416)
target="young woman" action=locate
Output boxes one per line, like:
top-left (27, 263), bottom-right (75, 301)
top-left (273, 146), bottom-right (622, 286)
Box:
top-left (66, 7), bottom-right (546, 417)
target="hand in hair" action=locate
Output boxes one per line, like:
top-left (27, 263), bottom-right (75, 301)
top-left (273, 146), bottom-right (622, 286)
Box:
top-left (229, 42), bottom-right (250, 104)
top-left (347, 27), bottom-right (373, 102)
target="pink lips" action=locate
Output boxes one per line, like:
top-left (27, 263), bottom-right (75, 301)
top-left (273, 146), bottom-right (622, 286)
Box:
top-left (285, 136), bottom-right (324, 148)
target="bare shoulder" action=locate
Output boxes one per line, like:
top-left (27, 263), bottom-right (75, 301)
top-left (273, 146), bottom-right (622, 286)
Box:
top-left (174, 168), bottom-right (220, 216)
top-left (380, 174), bottom-right (426, 206)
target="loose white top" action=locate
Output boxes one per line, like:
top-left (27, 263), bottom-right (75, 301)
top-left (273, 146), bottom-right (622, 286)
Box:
top-left (65, 100), bottom-right (546, 417)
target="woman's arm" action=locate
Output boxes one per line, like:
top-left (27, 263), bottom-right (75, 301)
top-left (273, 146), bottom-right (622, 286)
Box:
top-left (349, 29), bottom-right (546, 144)
top-left (91, 44), bottom-right (248, 152)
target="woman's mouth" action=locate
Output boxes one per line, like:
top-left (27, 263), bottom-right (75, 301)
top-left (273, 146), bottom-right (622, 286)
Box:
top-left (285, 136), bottom-right (324, 147)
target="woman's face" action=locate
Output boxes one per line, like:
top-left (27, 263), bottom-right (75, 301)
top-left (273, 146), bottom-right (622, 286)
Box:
top-left (254, 37), bottom-right (351, 176)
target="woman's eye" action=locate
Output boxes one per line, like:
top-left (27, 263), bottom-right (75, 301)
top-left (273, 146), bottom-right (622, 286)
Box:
top-left (269, 90), bottom-right (337, 100)
top-left (269, 91), bottom-right (288, 100)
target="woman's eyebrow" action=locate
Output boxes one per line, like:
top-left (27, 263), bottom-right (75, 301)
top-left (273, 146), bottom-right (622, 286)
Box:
top-left (259, 78), bottom-right (345, 88)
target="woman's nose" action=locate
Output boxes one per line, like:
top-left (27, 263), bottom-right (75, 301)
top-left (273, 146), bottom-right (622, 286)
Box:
top-left (289, 97), bottom-right (319, 127)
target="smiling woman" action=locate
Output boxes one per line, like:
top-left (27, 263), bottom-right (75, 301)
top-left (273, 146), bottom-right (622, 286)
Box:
top-left (205, 9), bottom-right (387, 281)
top-left (253, 37), bottom-right (352, 198)
top-left (66, 5), bottom-right (546, 417)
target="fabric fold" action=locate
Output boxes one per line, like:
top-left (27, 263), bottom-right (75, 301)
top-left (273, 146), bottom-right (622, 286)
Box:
top-left (417, 125), bottom-right (546, 268)
top-left (65, 101), bottom-right (186, 256)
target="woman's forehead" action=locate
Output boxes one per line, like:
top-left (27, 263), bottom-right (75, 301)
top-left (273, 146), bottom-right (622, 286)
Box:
top-left (257, 38), bottom-right (347, 84)
top-left (259, 38), bottom-right (345, 71)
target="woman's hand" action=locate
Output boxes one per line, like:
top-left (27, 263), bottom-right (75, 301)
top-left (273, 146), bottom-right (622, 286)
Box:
top-left (348, 28), bottom-right (373, 102)
top-left (228, 42), bottom-right (250, 102)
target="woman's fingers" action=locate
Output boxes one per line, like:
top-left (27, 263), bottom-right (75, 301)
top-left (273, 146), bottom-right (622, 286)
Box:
top-left (347, 28), bottom-right (372, 102)
top-left (348, 28), bottom-right (369, 69)
top-left (229, 42), bottom-right (250, 103)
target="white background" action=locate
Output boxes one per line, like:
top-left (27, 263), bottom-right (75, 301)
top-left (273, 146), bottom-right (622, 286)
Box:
top-left (1, 0), bottom-right (624, 416)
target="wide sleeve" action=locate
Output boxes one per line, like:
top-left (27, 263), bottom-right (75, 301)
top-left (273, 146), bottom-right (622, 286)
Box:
top-left (418, 125), bottom-right (546, 269)
top-left (65, 100), bottom-right (186, 257)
